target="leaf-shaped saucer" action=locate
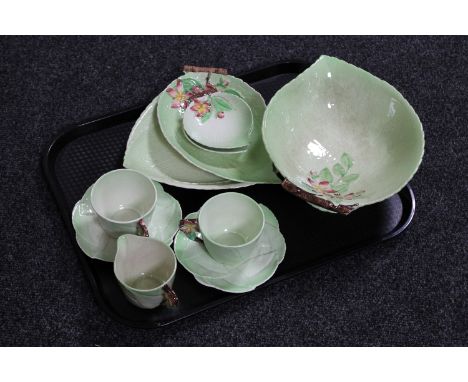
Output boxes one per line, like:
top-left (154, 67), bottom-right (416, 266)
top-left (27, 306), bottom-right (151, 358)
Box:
top-left (174, 205), bottom-right (286, 293)
top-left (157, 72), bottom-right (281, 184)
top-left (262, 55), bottom-right (424, 214)
top-left (123, 95), bottom-right (253, 190)
top-left (72, 181), bottom-right (182, 262)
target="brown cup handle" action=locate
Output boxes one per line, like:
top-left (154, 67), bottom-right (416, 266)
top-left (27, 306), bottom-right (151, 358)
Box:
top-left (281, 178), bottom-right (358, 216)
top-left (136, 219), bottom-right (149, 237)
top-left (163, 285), bottom-right (179, 307)
top-left (179, 218), bottom-right (203, 242)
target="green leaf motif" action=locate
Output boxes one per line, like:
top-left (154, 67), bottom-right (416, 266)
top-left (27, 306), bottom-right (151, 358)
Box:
top-left (333, 163), bottom-right (346, 177)
top-left (200, 110), bottom-right (212, 123)
top-left (181, 78), bottom-right (203, 92)
top-left (310, 172), bottom-right (320, 180)
top-left (340, 152), bottom-right (353, 170)
top-left (332, 183), bottom-right (349, 193)
top-left (223, 88), bottom-right (243, 98)
top-left (211, 96), bottom-right (233, 113)
top-left (319, 167), bottom-right (333, 183)
top-left (216, 77), bottom-right (227, 88)
top-left (342, 174), bottom-right (359, 183)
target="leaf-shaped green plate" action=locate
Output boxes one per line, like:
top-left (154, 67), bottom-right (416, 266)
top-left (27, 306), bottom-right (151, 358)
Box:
top-left (263, 55), bottom-right (424, 210)
top-left (123, 96), bottom-right (253, 190)
top-left (157, 72), bottom-right (281, 184)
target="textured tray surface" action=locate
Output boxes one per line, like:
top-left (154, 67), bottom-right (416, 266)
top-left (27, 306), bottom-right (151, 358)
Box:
top-left (44, 64), bottom-right (415, 327)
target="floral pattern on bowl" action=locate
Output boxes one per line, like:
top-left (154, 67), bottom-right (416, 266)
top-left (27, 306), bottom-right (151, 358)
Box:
top-left (302, 152), bottom-right (365, 205)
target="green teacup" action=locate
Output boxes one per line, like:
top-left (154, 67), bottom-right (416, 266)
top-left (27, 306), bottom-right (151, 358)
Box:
top-left (189, 192), bottom-right (265, 266)
top-left (90, 169), bottom-right (157, 238)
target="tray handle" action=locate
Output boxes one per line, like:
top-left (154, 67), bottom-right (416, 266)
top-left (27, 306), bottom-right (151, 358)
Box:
top-left (281, 179), bottom-right (358, 215)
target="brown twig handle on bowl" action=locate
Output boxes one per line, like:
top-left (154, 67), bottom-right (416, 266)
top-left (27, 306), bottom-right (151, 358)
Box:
top-left (281, 179), bottom-right (358, 216)
top-left (182, 65), bottom-right (228, 75)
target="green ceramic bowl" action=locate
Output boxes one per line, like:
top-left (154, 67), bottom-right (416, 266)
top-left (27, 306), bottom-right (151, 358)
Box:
top-left (262, 55), bottom-right (424, 214)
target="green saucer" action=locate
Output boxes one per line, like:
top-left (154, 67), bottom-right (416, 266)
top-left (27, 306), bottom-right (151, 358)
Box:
top-left (157, 72), bottom-right (280, 184)
top-left (124, 96), bottom-right (253, 190)
top-left (174, 205), bottom-right (286, 293)
top-left (72, 181), bottom-right (182, 262)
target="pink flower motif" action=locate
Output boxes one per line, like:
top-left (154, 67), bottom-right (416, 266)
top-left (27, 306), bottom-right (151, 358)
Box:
top-left (343, 193), bottom-right (355, 200)
top-left (343, 191), bottom-right (364, 200)
top-left (191, 86), bottom-right (203, 96)
top-left (190, 98), bottom-right (211, 117)
top-left (306, 158), bottom-right (365, 204)
top-left (217, 112), bottom-right (224, 119)
top-left (166, 79), bottom-right (192, 109)
top-left (307, 178), bottom-right (336, 194)
top-left (205, 82), bottom-right (218, 94)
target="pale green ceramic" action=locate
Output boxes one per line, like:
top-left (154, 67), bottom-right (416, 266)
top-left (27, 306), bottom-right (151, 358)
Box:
top-left (114, 235), bottom-right (177, 309)
top-left (91, 169), bottom-right (158, 238)
top-left (157, 72), bottom-right (280, 184)
top-left (123, 96), bottom-right (253, 190)
top-left (263, 55), bottom-right (425, 213)
top-left (174, 205), bottom-right (286, 293)
top-left (72, 181), bottom-right (182, 262)
top-left (182, 92), bottom-right (254, 150)
top-left (198, 192), bottom-right (265, 266)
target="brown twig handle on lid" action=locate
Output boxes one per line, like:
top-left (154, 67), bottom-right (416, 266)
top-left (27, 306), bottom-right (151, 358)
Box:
top-left (182, 65), bottom-right (228, 74)
top-left (281, 179), bottom-right (358, 216)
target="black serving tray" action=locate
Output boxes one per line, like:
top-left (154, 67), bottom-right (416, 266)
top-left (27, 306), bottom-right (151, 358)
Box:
top-left (43, 62), bottom-right (416, 328)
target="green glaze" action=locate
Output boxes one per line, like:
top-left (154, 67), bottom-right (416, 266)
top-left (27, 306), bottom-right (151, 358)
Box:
top-left (183, 92), bottom-right (253, 150)
top-left (174, 205), bottom-right (286, 293)
top-left (263, 55), bottom-right (425, 211)
top-left (114, 235), bottom-right (177, 309)
top-left (303, 152), bottom-right (365, 205)
top-left (123, 95), bottom-right (253, 190)
top-left (197, 192), bottom-right (265, 266)
top-left (157, 72), bottom-right (281, 184)
top-left (72, 181), bottom-right (182, 262)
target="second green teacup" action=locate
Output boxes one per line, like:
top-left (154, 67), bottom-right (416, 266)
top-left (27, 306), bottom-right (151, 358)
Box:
top-left (197, 192), bottom-right (265, 266)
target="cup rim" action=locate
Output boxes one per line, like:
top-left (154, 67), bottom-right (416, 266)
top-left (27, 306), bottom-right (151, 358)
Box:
top-left (113, 235), bottom-right (177, 293)
top-left (90, 169), bottom-right (158, 224)
top-left (198, 192), bottom-right (265, 249)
